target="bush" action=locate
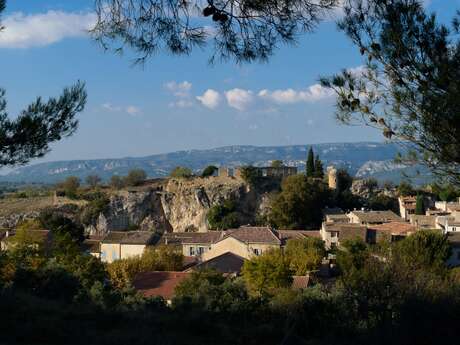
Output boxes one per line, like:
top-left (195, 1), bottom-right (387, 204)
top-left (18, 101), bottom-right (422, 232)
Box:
top-left (201, 165), bottom-right (218, 177)
top-left (170, 166), bottom-right (193, 178)
top-left (57, 176), bottom-right (81, 199)
top-left (207, 200), bottom-right (240, 230)
top-left (124, 169), bottom-right (147, 187)
top-left (110, 175), bottom-right (125, 189)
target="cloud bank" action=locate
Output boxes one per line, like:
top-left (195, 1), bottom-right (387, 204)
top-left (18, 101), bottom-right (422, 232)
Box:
top-left (0, 11), bottom-right (95, 48)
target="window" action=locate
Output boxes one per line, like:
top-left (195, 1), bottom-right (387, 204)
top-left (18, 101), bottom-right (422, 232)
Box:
top-left (331, 231), bottom-right (339, 238)
top-left (189, 246), bottom-right (195, 256)
top-left (198, 247), bottom-right (205, 254)
top-left (253, 248), bottom-right (261, 256)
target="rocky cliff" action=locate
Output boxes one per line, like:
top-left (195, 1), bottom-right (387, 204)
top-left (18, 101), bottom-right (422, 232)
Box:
top-left (87, 176), bottom-right (274, 235)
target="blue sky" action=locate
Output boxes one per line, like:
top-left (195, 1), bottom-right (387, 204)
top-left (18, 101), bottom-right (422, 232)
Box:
top-left (0, 0), bottom-right (457, 165)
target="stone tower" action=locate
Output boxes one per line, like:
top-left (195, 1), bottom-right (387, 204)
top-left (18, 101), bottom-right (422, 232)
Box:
top-left (327, 166), bottom-right (337, 190)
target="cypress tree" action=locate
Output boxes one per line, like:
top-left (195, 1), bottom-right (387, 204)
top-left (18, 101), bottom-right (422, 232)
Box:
top-left (306, 147), bottom-right (315, 177)
top-left (415, 194), bottom-right (425, 215)
top-left (314, 155), bottom-right (324, 178)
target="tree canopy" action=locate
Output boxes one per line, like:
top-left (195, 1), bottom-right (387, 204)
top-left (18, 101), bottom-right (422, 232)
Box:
top-left (91, 0), bottom-right (338, 64)
top-left (269, 174), bottom-right (331, 229)
top-left (0, 2), bottom-right (86, 167)
top-left (321, 0), bottom-right (460, 185)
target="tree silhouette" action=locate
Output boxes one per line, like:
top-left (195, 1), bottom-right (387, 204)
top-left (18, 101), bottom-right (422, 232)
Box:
top-left (0, 1), bottom-right (86, 166)
top-left (321, 0), bottom-right (460, 184)
top-left (91, 0), bottom-right (338, 63)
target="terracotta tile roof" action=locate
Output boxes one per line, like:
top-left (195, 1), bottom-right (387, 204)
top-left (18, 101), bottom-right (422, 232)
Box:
top-left (133, 271), bottom-right (191, 300)
top-left (276, 230), bottom-right (322, 245)
top-left (369, 222), bottom-right (416, 235)
top-left (102, 231), bottom-right (156, 245)
top-left (159, 232), bottom-right (223, 245)
top-left (189, 252), bottom-right (246, 274)
top-left (291, 275), bottom-right (310, 290)
top-left (224, 226), bottom-right (281, 245)
top-left (324, 223), bottom-right (368, 242)
top-left (409, 215), bottom-right (437, 228)
top-left (350, 210), bottom-right (402, 224)
top-left (325, 214), bottom-right (350, 223)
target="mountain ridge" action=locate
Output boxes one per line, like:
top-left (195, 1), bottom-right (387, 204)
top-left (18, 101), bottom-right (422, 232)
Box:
top-left (0, 142), bottom-right (429, 184)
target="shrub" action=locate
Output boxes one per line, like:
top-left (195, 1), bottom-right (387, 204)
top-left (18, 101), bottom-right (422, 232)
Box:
top-left (207, 200), bottom-right (240, 230)
top-left (201, 165), bottom-right (218, 177)
top-left (170, 166), bottom-right (193, 178)
top-left (124, 169), bottom-right (147, 187)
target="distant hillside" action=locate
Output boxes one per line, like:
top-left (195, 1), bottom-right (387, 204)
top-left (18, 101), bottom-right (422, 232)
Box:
top-left (0, 142), bottom-right (432, 184)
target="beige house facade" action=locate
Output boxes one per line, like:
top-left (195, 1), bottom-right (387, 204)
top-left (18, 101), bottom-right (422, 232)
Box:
top-left (100, 231), bottom-right (156, 263)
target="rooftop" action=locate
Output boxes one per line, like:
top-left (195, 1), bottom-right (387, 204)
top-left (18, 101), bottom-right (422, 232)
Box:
top-left (102, 231), bottom-right (157, 245)
top-left (349, 210), bottom-right (402, 224)
top-left (224, 226), bottom-right (281, 245)
top-left (158, 231), bottom-right (224, 245)
top-left (189, 252), bottom-right (246, 274)
top-left (368, 222), bottom-right (416, 235)
top-left (133, 271), bottom-right (191, 300)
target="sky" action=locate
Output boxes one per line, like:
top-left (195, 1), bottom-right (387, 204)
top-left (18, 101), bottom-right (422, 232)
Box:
top-left (0, 0), bottom-right (458, 165)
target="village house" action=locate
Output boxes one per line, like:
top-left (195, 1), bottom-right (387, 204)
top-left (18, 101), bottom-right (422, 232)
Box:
top-left (132, 271), bottom-right (191, 304)
top-left (320, 223), bottom-right (368, 249)
top-left (398, 196), bottom-right (417, 220)
top-left (409, 214), bottom-right (437, 230)
top-left (201, 226), bottom-right (282, 261)
top-left (367, 222), bottom-right (417, 243)
top-left (100, 231), bottom-right (157, 263)
top-left (347, 210), bottom-right (402, 225)
top-left (323, 207), bottom-right (350, 223)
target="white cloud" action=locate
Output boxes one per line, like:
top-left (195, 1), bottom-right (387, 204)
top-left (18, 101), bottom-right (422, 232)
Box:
top-left (258, 84), bottom-right (334, 104)
top-left (165, 81), bottom-right (194, 108)
top-left (101, 103), bottom-right (142, 116)
top-left (197, 89), bottom-right (221, 109)
top-left (225, 88), bottom-right (254, 111)
top-left (0, 11), bottom-right (95, 48)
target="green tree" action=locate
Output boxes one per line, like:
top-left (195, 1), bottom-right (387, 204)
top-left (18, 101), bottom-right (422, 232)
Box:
top-left (170, 166), bottom-right (193, 178)
top-left (306, 147), bottom-right (315, 177)
top-left (398, 181), bottom-right (415, 197)
top-left (0, 2), bottom-right (86, 167)
top-left (285, 238), bottom-right (326, 275)
top-left (242, 249), bottom-right (293, 296)
top-left (173, 269), bottom-right (249, 312)
top-left (239, 165), bottom-right (260, 187)
top-left (269, 174), bottom-right (331, 229)
top-left (58, 176), bottom-right (80, 199)
top-left (110, 175), bottom-right (125, 189)
top-left (314, 155), bottom-right (324, 178)
top-left (415, 194), bottom-right (425, 215)
top-left (271, 160), bottom-right (283, 168)
top-left (39, 209), bottom-right (84, 243)
top-left (124, 169), bottom-right (147, 186)
top-left (322, 0), bottom-right (460, 185)
top-left (91, 0), bottom-right (338, 63)
top-left (393, 230), bottom-right (451, 272)
top-left (201, 165), bottom-right (218, 177)
top-left (207, 200), bottom-right (240, 230)
top-left (85, 175), bottom-right (102, 188)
